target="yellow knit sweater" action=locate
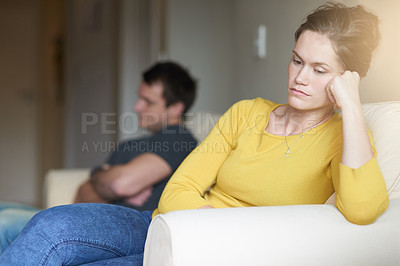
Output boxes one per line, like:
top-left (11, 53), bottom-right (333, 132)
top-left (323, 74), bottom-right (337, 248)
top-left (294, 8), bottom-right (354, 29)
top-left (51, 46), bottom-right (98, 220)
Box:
top-left (154, 98), bottom-right (388, 225)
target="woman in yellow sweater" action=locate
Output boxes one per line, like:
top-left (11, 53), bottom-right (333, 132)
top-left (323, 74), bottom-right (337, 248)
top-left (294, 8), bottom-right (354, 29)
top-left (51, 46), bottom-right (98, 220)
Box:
top-left (0, 3), bottom-right (389, 265)
top-left (156, 3), bottom-right (388, 225)
top-left (156, 6), bottom-right (389, 225)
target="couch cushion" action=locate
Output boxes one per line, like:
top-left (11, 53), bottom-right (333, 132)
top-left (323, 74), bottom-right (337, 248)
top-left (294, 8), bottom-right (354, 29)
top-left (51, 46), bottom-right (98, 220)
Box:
top-left (363, 102), bottom-right (400, 199)
top-left (44, 169), bottom-right (91, 208)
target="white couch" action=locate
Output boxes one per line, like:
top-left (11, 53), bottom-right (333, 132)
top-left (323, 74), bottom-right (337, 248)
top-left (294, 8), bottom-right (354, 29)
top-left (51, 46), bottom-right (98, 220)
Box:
top-left (44, 103), bottom-right (400, 265)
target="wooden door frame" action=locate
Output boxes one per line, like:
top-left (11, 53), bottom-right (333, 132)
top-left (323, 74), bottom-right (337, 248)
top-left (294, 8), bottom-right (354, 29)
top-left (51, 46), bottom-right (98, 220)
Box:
top-left (38, 0), bottom-right (65, 207)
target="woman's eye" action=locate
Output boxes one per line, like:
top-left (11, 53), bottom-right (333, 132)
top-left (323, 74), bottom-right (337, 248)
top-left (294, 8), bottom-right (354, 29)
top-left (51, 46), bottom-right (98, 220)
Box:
top-left (314, 68), bottom-right (326, 74)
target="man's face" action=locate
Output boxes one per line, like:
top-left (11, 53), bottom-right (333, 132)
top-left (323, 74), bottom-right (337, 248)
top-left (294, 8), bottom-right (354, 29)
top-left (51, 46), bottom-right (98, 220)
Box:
top-left (134, 81), bottom-right (169, 133)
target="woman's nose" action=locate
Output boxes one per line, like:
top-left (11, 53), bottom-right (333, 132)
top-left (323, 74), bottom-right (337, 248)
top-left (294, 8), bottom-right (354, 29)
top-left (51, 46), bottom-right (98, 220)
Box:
top-left (295, 67), bottom-right (309, 85)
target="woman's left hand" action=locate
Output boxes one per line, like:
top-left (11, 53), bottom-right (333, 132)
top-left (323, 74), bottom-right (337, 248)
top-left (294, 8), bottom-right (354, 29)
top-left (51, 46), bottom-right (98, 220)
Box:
top-left (326, 71), bottom-right (361, 110)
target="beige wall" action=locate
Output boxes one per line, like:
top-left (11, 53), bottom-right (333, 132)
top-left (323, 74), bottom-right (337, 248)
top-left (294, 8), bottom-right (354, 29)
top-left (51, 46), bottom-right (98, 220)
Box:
top-left (0, 0), bottom-right (40, 206)
top-left (63, 0), bottom-right (118, 168)
top-left (117, 0), bottom-right (153, 142)
top-left (357, 0), bottom-right (400, 102)
top-left (167, 0), bottom-right (236, 113)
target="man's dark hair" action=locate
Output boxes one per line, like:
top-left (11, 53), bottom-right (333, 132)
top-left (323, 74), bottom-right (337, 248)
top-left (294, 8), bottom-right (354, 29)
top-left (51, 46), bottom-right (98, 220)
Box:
top-left (143, 61), bottom-right (197, 113)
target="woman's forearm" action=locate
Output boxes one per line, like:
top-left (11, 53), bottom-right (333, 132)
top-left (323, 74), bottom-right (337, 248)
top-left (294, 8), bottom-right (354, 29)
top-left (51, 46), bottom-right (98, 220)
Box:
top-left (340, 104), bottom-right (374, 168)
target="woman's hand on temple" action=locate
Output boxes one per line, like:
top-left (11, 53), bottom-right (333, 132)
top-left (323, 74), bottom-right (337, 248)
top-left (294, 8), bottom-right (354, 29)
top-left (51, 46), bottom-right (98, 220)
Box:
top-left (329, 70), bottom-right (373, 168)
top-left (326, 71), bottom-right (361, 111)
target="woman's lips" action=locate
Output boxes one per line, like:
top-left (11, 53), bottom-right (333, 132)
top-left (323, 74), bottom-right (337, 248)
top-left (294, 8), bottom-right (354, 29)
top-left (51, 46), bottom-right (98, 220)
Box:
top-left (290, 88), bottom-right (309, 96)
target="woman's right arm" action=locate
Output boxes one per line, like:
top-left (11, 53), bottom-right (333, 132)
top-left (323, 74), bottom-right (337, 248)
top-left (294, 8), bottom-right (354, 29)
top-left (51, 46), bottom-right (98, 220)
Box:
top-left (157, 100), bottom-right (253, 214)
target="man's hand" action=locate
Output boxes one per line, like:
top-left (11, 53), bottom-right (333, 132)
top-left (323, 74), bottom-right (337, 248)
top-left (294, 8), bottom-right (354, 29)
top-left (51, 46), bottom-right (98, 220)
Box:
top-left (74, 180), bottom-right (108, 203)
top-left (124, 186), bottom-right (154, 206)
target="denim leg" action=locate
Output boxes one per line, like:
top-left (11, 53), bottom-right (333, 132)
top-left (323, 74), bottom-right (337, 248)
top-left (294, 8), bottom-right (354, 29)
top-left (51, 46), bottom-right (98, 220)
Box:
top-left (0, 201), bottom-right (40, 212)
top-left (0, 203), bottom-right (152, 266)
top-left (81, 254), bottom-right (144, 265)
top-left (0, 204), bottom-right (40, 254)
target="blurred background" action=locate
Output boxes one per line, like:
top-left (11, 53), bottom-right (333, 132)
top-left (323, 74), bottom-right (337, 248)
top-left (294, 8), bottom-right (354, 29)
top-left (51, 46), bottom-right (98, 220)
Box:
top-left (0, 0), bottom-right (399, 208)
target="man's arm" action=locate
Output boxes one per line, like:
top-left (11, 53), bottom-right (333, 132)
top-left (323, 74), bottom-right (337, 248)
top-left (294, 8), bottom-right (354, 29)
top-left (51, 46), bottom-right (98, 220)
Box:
top-left (74, 180), bottom-right (108, 203)
top-left (90, 153), bottom-right (172, 202)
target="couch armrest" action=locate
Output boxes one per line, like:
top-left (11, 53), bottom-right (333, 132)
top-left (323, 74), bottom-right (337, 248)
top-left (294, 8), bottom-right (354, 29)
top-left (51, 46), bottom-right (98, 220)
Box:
top-left (144, 199), bottom-right (400, 266)
top-left (43, 169), bottom-right (90, 209)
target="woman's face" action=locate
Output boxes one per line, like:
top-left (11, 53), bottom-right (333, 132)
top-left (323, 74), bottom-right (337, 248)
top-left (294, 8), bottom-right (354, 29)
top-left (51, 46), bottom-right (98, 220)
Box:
top-left (287, 30), bottom-right (344, 113)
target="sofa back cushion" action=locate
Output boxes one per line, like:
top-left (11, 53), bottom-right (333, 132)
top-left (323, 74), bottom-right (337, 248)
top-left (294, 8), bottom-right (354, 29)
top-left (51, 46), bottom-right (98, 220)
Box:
top-left (363, 101), bottom-right (400, 199)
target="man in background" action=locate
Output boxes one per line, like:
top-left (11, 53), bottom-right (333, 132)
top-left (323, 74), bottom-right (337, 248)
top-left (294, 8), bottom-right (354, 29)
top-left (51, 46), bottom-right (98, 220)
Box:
top-left (0, 61), bottom-right (198, 253)
top-left (74, 61), bottom-right (197, 210)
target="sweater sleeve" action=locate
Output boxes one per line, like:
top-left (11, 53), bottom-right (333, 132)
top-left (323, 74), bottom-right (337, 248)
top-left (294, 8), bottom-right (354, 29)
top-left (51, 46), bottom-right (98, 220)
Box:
top-left (331, 132), bottom-right (389, 225)
top-left (156, 100), bottom-right (255, 214)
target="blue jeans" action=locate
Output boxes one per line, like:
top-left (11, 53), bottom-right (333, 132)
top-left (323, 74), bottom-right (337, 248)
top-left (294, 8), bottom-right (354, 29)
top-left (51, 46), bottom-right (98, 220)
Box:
top-left (0, 201), bottom-right (40, 254)
top-left (0, 203), bottom-right (153, 265)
